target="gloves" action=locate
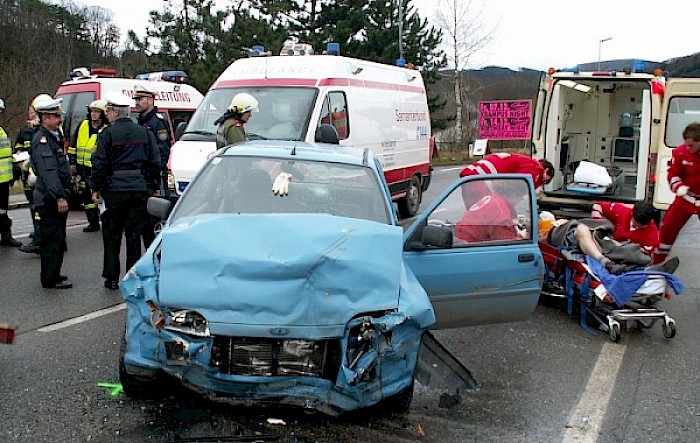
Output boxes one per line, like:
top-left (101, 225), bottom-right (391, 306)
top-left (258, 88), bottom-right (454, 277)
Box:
top-left (676, 185), bottom-right (690, 197)
top-left (272, 172), bottom-right (293, 197)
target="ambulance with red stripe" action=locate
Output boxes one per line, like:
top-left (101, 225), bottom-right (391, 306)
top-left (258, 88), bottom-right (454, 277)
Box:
top-left (169, 46), bottom-right (432, 217)
top-left (532, 63), bottom-right (700, 218)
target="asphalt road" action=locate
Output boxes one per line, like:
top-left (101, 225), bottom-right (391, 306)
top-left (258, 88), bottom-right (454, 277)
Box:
top-left (1, 167), bottom-right (699, 442)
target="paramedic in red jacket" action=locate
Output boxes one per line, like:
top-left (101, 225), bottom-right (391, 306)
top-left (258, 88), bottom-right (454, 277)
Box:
top-left (591, 201), bottom-right (659, 254)
top-left (654, 123), bottom-right (700, 264)
top-left (459, 152), bottom-right (555, 189)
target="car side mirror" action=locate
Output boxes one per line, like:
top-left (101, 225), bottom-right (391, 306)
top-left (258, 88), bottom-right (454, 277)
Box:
top-left (175, 122), bottom-right (187, 141)
top-left (147, 196), bottom-right (173, 220)
top-left (407, 224), bottom-right (453, 250)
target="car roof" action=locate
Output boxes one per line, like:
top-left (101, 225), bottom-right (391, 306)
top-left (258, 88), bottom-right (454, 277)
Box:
top-left (219, 140), bottom-right (373, 167)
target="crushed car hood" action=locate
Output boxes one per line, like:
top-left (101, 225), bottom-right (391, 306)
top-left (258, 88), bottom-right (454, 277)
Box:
top-left (158, 214), bottom-right (404, 330)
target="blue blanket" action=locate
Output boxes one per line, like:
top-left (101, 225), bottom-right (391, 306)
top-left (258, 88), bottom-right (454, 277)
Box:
top-left (585, 257), bottom-right (684, 306)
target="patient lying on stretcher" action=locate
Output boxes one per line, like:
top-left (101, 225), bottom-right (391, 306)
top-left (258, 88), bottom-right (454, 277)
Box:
top-left (538, 212), bottom-right (678, 275)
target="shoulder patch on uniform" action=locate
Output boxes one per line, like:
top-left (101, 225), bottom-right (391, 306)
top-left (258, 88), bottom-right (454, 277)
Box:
top-left (40, 136), bottom-right (47, 143)
top-left (157, 128), bottom-right (169, 141)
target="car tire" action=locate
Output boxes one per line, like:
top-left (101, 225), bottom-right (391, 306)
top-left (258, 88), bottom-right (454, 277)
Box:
top-left (382, 379), bottom-right (414, 413)
top-left (119, 333), bottom-right (161, 399)
top-left (397, 176), bottom-right (422, 219)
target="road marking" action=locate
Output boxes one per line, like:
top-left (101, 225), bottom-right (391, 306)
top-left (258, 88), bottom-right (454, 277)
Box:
top-left (437, 167), bottom-right (463, 173)
top-left (562, 342), bottom-right (626, 443)
top-left (38, 303), bottom-right (126, 332)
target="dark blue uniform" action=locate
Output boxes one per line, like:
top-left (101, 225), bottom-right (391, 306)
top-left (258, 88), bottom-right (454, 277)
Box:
top-left (31, 127), bottom-right (71, 287)
top-left (90, 117), bottom-right (160, 287)
top-left (138, 107), bottom-right (171, 186)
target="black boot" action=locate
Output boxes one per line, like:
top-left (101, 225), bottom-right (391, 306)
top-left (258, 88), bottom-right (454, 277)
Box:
top-left (83, 207), bottom-right (100, 232)
top-left (0, 215), bottom-right (21, 247)
top-left (19, 240), bottom-right (40, 254)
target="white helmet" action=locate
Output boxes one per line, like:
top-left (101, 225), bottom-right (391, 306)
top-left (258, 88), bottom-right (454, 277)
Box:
top-left (31, 94), bottom-right (54, 110)
top-left (228, 93), bottom-right (259, 114)
top-left (88, 99), bottom-right (108, 113)
top-left (0, 99), bottom-right (4, 111)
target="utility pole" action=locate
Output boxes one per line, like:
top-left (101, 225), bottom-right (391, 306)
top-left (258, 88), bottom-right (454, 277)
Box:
top-left (397, 0), bottom-right (405, 65)
top-left (598, 37), bottom-right (612, 70)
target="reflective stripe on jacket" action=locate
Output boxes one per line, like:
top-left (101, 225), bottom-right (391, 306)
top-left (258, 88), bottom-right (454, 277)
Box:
top-left (0, 127), bottom-right (12, 183)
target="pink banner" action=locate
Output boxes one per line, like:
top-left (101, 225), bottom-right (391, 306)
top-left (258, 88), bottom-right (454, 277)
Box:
top-left (478, 100), bottom-right (532, 140)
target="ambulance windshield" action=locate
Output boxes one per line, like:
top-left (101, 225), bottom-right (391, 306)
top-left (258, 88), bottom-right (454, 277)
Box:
top-left (183, 87), bottom-right (317, 142)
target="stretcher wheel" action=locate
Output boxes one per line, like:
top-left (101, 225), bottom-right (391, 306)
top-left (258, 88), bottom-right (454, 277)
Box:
top-left (609, 323), bottom-right (621, 342)
top-left (663, 320), bottom-right (676, 339)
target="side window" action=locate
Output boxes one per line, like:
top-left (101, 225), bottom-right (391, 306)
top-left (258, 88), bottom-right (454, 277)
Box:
top-left (665, 96), bottom-right (700, 148)
top-left (66, 92), bottom-right (96, 142)
top-left (169, 110), bottom-right (194, 130)
top-left (318, 92), bottom-right (349, 140)
top-left (425, 177), bottom-right (533, 247)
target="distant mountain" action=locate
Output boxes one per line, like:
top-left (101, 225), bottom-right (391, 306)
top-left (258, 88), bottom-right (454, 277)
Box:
top-left (665, 52), bottom-right (700, 77)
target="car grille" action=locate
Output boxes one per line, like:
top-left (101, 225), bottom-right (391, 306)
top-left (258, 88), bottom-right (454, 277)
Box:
top-left (210, 337), bottom-right (342, 380)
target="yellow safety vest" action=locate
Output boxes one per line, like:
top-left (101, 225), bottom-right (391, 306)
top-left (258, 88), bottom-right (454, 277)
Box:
top-left (0, 127), bottom-right (12, 183)
top-left (76, 120), bottom-right (102, 167)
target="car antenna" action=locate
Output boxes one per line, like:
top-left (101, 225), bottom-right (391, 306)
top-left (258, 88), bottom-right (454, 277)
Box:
top-left (363, 148), bottom-right (369, 166)
top-left (291, 144), bottom-right (297, 156)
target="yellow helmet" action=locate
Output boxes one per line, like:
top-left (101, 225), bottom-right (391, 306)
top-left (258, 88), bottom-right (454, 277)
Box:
top-left (88, 99), bottom-right (108, 113)
top-left (228, 93), bottom-right (259, 114)
top-left (31, 94), bottom-right (54, 110)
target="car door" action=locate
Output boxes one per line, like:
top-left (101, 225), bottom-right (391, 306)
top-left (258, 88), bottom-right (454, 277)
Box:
top-left (403, 174), bottom-right (543, 330)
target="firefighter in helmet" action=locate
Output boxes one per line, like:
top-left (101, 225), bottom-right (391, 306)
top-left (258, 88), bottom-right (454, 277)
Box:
top-left (70, 99), bottom-right (109, 232)
top-left (214, 93), bottom-right (259, 149)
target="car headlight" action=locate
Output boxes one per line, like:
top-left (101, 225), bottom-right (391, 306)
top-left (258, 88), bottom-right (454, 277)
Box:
top-left (147, 302), bottom-right (210, 338)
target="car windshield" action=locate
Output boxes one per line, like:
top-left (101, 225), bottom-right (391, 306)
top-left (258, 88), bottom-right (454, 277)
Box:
top-left (183, 87), bottom-right (317, 141)
top-left (169, 156), bottom-right (392, 224)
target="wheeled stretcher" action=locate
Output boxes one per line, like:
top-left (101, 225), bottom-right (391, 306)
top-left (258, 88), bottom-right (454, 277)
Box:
top-left (539, 243), bottom-right (681, 342)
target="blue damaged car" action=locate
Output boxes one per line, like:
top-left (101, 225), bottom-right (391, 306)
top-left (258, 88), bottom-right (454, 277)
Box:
top-left (119, 140), bottom-right (543, 415)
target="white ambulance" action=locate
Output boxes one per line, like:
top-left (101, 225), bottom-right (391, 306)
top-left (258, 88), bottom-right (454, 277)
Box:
top-left (532, 65), bottom-right (700, 217)
top-left (54, 67), bottom-right (204, 153)
top-left (169, 48), bottom-right (432, 217)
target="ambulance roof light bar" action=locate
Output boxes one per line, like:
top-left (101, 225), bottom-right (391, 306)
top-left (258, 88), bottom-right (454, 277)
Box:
top-left (135, 71), bottom-right (188, 83)
top-left (69, 67), bottom-right (116, 79)
top-left (280, 42), bottom-right (314, 56)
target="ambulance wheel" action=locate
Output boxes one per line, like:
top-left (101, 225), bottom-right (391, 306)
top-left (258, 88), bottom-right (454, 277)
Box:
top-left (663, 320), bottom-right (676, 339)
top-left (398, 176), bottom-right (421, 219)
top-left (119, 333), bottom-right (161, 399)
top-left (609, 323), bottom-right (621, 342)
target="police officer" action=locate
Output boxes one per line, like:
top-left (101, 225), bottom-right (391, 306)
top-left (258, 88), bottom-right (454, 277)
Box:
top-left (31, 98), bottom-right (72, 289)
top-left (134, 84), bottom-right (170, 247)
top-left (214, 93), bottom-right (259, 149)
top-left (18, 94), bottom-right (54, 254)
top-left (0, 98), bottom-right (22, 247)
top-left (70, 99), bottom-right (109, 232)
top-left (90, 92), bottom-right (160, 290)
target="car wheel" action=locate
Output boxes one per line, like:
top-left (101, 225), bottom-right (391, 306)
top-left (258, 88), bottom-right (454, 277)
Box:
top-left (119, 333), bottom-right (161, 399)
top-left (382, 379), bottom-right (414, 413)
top-left (397, 176), bottom-right (421, 219)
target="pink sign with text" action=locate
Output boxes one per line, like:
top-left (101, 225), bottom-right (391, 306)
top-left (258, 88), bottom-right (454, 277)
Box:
top-left (478, 100), bottom-right (532, 140)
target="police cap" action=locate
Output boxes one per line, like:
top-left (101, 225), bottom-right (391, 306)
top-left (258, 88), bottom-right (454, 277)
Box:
top-left (104, 91), bottom-right (132, 108)
top-left (132, 84), bottom-right (156, 99)
top-left (34, 98), bottom-right (64, 115)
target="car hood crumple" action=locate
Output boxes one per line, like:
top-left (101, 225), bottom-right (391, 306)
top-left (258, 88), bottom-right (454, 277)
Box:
top-left (157, 214), bottom-right (404, 330)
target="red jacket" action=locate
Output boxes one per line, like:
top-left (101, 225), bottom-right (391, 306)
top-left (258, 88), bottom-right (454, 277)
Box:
top-left (667, 143), bottom-right (700, 195)
top-left (456, 192), bottom-right (517, 242)
top-left (459, 153), bottom-right (545, 188)
top-left (591, 201), bottom-right (659, 253)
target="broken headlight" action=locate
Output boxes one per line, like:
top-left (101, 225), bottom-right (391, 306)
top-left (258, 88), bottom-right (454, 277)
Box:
top-left (158, 308), bottom-right (210, 338)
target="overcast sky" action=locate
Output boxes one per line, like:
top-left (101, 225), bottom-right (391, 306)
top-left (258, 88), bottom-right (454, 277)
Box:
top-left (82, 0), bottom-right (699, 72)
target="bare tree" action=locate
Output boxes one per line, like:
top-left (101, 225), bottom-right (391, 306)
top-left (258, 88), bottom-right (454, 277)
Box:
top-left (83, 6), bottom-right (121, 57)
top-left (434, 0), bottom-right (493, 149)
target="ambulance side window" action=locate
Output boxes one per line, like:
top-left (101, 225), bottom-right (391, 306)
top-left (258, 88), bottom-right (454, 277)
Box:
top-left (319, 92), bottom-right (349, 140)
top-left (169, 111), bottom-right (194, 130)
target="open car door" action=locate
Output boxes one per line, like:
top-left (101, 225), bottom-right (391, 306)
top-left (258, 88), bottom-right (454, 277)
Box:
top-left (403, 175), bottom-right (543, 330)
top-left (653, 78), bottom-right (700, 210)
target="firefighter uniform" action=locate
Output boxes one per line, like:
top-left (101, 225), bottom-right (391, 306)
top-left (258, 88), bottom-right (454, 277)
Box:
top-left (0, 98), bottom-right (21, 247)
top-left (31, 99), bottom-right (72, 288)
top-left (71, 116), bottom-right (108, 232)
top-left (655, 142), bottom-right (700, 263)
top-left (90, 92), bottom-right (160, 289)
top-left (15, 122), bottom-right (42, 252)
top-left (134, 85), bottom-right (171, 247)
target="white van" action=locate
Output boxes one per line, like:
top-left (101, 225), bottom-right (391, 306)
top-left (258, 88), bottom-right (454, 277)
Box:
top-left (531, 66), bottom-right (700, 216)
top-left (55, 67), bottom-right (204, 153)
top-left (169, 51), bottom-right (432, 217)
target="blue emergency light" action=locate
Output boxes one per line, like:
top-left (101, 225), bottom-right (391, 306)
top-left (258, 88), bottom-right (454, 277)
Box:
top-left (326, 43), bottom-right (340, 56)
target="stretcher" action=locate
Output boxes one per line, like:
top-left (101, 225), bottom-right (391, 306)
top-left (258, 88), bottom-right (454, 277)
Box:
top-left (539, 243), bottom-right (680, 342)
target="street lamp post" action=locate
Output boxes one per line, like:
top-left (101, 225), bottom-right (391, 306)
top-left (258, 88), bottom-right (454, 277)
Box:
top-left (598, 37), bottom-right (612, 70)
